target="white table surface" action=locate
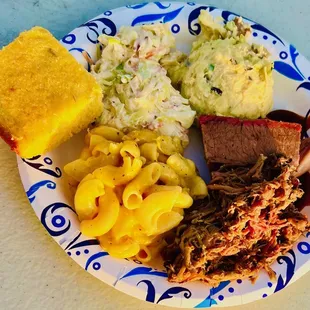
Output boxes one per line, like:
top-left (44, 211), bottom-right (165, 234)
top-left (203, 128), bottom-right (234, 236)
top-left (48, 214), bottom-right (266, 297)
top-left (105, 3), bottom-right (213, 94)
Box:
top-left (0, 0), bottom-right (310, 309)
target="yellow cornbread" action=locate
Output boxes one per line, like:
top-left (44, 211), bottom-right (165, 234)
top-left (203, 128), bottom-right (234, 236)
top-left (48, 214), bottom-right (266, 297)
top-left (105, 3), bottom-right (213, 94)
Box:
top-left (0, 27), bottom-right (103, 158)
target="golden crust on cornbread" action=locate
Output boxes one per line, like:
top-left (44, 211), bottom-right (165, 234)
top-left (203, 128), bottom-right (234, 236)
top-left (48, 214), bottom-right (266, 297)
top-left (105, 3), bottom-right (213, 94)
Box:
top-left (0, 27), bottom-right (103, 158)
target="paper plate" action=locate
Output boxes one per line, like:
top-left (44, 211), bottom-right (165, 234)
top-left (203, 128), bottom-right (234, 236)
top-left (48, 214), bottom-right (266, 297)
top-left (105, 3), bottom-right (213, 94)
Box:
top-left (17, 2), bottom-right (310, 308)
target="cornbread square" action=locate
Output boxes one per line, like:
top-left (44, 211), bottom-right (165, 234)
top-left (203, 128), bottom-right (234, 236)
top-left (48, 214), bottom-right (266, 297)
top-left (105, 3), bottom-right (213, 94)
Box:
top-left (0, 27), bottom-right (103, 158)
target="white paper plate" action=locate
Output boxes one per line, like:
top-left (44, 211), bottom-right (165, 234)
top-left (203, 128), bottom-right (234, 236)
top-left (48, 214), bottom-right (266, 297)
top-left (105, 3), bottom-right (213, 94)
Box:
top-left (17, 2), bottom-right (310, 308)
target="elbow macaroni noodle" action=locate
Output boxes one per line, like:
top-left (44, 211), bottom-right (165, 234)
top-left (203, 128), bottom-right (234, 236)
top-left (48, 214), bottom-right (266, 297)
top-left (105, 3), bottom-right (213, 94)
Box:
top-left (64, 126), bottom-right (208, 260)
top-left (123, 163), bottom-right (162, 210)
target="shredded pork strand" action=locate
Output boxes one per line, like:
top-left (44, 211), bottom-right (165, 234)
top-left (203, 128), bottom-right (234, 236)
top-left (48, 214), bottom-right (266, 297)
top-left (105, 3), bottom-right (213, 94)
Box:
top-left (163, 154), bottom-right (309, 285)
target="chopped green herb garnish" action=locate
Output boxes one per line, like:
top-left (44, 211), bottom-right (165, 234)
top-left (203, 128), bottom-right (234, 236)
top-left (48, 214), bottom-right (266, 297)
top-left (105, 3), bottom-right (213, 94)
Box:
top-left (116, 63), bottom-right (124, 71)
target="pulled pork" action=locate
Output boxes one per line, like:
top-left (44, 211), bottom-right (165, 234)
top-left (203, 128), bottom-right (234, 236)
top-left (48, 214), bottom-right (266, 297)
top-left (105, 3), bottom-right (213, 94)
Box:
top-left (163, 154), bottom-right (309, 285)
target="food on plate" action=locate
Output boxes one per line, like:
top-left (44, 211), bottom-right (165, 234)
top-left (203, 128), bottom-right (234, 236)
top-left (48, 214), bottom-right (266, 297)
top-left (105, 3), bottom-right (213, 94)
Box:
top-left (91, 25), bottom-right (196, 141)
top-left (64, 126), bottom-right (207, 260)
top-left (0, 27), bottom-right (103, 158)
top-left (200, 115), bottom-right (301, 166)
top-left (163, 154), bottom-right (309, 284)
top-left (161, 10), bottom-right (274, 119)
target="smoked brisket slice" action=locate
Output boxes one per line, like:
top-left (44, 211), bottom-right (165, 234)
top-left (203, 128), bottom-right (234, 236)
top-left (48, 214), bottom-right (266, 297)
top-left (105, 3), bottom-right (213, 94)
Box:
top-left (199, 115), bottom-right (301, 166)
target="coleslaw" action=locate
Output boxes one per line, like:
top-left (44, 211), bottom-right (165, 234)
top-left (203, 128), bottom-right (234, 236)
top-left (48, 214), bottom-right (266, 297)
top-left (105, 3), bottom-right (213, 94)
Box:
top-left (92, 24), bottom-right (196, 141)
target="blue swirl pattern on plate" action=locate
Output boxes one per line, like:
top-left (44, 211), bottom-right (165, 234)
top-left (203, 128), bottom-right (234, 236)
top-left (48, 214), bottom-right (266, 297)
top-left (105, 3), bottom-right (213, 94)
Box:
top-left (131, 6), bottom-right (184, 26)
top-left (273, 233), bottom-right (310, 293)
top-left (85, 251), bottom-right (109, 271)
top-left (137, 280), bottom-right (192, 304)
top-left (137, 280), bottom-right (156, 302)
top-left (41, 202), bottom-right (76, 237)
top-left (79, 17), bottom-right (117, 43)
top-left (26, 180), bottom-right (56, 203)
top-left (17, 2), bottom-right (310, 308)
top-left (22, 156), bottom-right (62, 178)
top-left (157, 287), bottom-right (192, 304)
top-left (274, 44), bottom-right (306, 81)
top-left (62, 34), bottom-right (76, 44)
top-left (120, 267), bottom-right (167, 280)
top-left (274, 250), bottom-right (296, 293)
top-left (64, 232), bottom-right (82, 250)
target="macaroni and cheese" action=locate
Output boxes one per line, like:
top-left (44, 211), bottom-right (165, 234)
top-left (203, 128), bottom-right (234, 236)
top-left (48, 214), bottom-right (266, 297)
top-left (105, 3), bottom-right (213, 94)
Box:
top-left (64, 126), bottom-right (208, 261)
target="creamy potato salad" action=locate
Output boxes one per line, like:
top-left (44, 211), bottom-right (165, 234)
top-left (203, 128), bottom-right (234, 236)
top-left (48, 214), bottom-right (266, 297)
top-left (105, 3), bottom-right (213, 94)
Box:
top-left (161, 11), bottom-right (274, 119)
